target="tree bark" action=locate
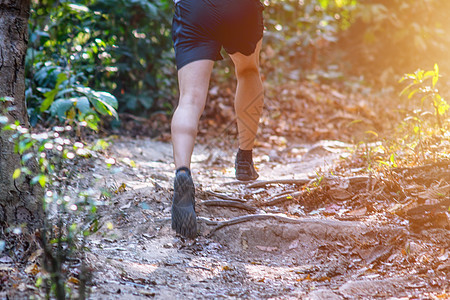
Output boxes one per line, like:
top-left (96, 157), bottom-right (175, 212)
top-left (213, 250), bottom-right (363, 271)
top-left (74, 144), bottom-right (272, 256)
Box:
top-left (0, 0), bottom-right (43, 230)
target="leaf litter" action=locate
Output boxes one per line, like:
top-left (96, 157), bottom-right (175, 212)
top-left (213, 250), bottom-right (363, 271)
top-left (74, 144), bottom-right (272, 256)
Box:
top-left (2, 80), bottom-right (449, 299)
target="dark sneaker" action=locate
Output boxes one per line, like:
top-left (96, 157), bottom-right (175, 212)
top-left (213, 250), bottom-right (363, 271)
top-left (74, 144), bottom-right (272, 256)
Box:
top-left (235, 156), bottom-right (259, 181)
top-left (171, 168), bottom-right (197, 239)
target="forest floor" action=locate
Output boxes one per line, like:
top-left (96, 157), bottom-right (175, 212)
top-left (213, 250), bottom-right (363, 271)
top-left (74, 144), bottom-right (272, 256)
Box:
top-left (2, 80), bottom-right (450, 299)
top-left (82, 136), bottom-right (449, 300)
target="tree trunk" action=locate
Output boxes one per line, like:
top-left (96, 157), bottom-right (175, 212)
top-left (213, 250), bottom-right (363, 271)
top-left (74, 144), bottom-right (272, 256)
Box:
top-left (0, 0), bottom-right (43, 230)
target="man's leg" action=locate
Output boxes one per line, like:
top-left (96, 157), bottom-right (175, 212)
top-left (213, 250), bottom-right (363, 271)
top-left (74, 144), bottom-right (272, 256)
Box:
top-left (229, 39), bottom-right (264, 180)
top-left (172, 59), bottom-right (214, 169)
top-left (171, 59), bottom-right (214, 239)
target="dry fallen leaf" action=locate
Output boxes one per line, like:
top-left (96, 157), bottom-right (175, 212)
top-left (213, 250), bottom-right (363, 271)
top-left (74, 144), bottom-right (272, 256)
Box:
top-left (24, 263), bottom-right (40, 276)
top-left (222, 266), bottom-right (232, 271)
top-left (68, 276), bottom-right (80, 285)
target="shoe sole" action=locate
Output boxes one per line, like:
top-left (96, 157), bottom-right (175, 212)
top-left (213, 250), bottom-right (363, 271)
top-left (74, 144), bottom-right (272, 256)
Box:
top-left (171, 203), bottom-right (197, 239)
top-left (236, 173), bottom-right (259, 181)
top-left (171, 173), bottom-right (197, 238)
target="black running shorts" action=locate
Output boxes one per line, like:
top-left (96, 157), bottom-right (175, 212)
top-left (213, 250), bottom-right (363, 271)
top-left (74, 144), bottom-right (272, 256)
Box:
top-left (172, 0), bottom-right (264, 70)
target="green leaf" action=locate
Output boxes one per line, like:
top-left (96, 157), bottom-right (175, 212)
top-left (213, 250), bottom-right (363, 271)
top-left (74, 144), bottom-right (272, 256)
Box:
top-left (50, 99), bottom-right (74, 119)
top-left (21, 153), bottom-right (34, 163)
top-left (55, 88), bottom-right (75, 99)
top-left (0, 96), bottom-right (14, 102)
top-left (377, 160), bottom-right (390, 167)
top-left (90, 92), bottom-right (118, 119)
top-left (389, 154), bottom-right (397, 167)
top-left (95, 91), bottom-right (118, 110)
top-left (399, 74), bottom-right (415, 83)
top-left (55, 72), bottom-right (68, 88)
top-left (75, 96), bottom-right (90, 113)
top-left (83, 113), bottom-right (99, 131)
top-left (365, 130), bottom-right (378, 137)
top-left (437, 98), bottom-right (450, 115)
top-left (407, 89), bottom-right (419, 99)
top-left (399, 82), bottom-right (416, 97)
top-left (18, 139), bottom-right (34, 154)
top-left (318, 0), bottom-right (330, 9)
top-left (424, 70), bottom-right (434, 79)
top-left (41, 73), bottom-right (69, 112)
top-left (13, 169), bottom-right (21, 179)
top-left (40, 89), bottom-right (58, 112)
top-left (31, 174), bottom-right (48, 187)
top-left (35, 277), bottom-right (43, 288)
top-left (433, 64), bottom-right (439, 88)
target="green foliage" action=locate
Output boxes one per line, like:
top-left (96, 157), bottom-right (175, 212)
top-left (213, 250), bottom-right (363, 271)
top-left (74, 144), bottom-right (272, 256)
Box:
top-left (30, 62), bottom-right (118, 130)
top-left (395, 64), bottom-right (449, 162)
top-left (348, 67), bottom-right (449, 171)
top-left (27, 0), bottom-right (176, 122)
top-left (261, 0), bottom-right (357, 83)
top-left (337, 0), bottom-right (450, 79)
top-left (1, 119), bottom-right (113, 298)
top-left (89, 0), bottom-right (176, 112)
top-left (400, 64), bottom-right (449, 130)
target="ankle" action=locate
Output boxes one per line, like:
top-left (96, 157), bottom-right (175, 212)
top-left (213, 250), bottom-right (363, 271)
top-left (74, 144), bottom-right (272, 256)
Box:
top-left (176, 166), bottom-right (191, 176)
top-left (237, 148), bottom-right (253, 163)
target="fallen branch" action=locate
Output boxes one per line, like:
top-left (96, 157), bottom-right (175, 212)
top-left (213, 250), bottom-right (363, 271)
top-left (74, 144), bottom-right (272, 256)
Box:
top-left (200, 200), bottom-right (257, 213)
top-left (206, 190), bottom-right (247, 202)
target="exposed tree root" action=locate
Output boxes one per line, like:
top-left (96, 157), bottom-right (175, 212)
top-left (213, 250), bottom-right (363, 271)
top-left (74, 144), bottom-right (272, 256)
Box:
top-left (207, 214), bottom-right (310, 236)
top-left (200, 200), bottom-right (257, 213)
top-left (244, 176), bottom-right (371, 189)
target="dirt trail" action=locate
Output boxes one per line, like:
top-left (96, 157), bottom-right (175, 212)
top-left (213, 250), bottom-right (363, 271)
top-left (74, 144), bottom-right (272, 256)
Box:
top-left (84, 137), bottom-right (448, 299)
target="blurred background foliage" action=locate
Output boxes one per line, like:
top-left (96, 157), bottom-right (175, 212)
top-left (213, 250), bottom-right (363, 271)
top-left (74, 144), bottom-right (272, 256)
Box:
top-left (27, 0), bottom-right (175, 126)
top-left (26, 0), bottom-right (450, 125)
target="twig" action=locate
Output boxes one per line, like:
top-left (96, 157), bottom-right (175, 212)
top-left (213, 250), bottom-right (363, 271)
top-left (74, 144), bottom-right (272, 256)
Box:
top-left (267, 189), bottom-right (296, 199)
top-left (207, 214), bottom-right (306, 236)
top-left (245, 179), bottom-right (311, 189)
top-left (197, 217), bottom-right (220, 225)
top-left (258, 191), bottom-right (303, 207)
top-left (206, 190), bottom-right (246, 202)
top-left (200, 200), bottom-right (257, 213)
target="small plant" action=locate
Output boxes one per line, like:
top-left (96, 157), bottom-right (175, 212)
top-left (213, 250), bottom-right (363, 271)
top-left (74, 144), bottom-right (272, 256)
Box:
top-left (1, 117), bottom-right (110, 299)
top-left (399, 64), bottom-right (449, 130)
top-left (396, 64), bottom-right (450, 162)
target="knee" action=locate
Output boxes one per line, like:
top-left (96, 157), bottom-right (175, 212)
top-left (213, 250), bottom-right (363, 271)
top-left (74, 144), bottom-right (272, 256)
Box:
top-left (235, 64), bottom-right (260, 79)
top-left (178, 93), bottom-right (204, 109)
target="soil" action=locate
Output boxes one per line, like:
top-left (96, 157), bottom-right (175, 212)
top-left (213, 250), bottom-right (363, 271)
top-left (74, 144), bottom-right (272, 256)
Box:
top-left (76, 137), bottom-right (449, 299)
top-left (1, 81), bottom-right (449, 299)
